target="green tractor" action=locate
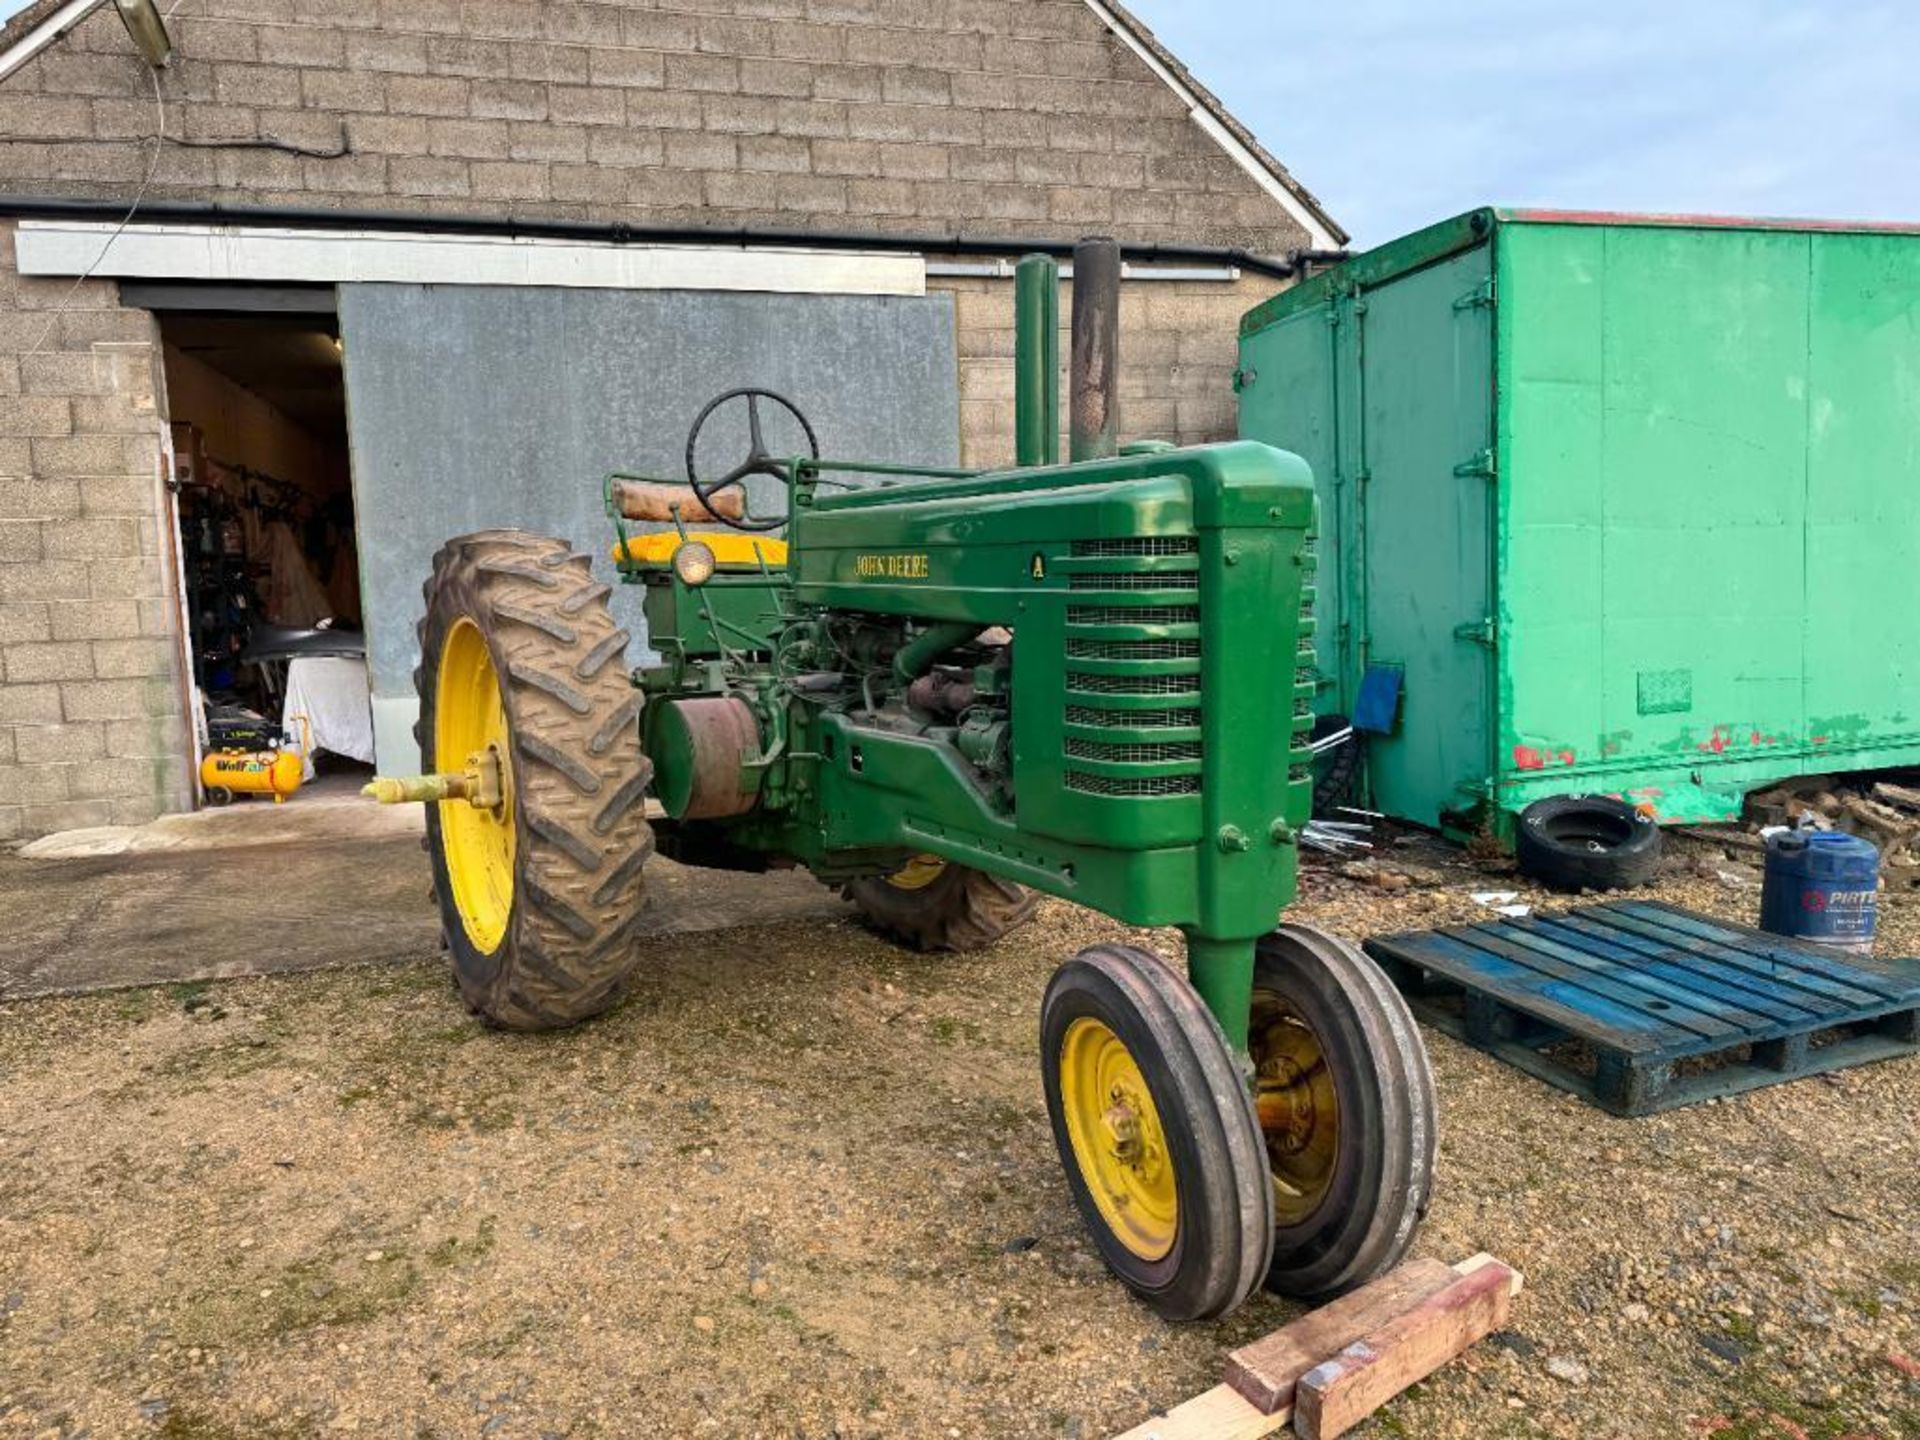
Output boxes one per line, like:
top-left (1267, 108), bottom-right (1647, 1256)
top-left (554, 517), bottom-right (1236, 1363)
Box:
top-left (368, 241), bottom-right (1435, 1322)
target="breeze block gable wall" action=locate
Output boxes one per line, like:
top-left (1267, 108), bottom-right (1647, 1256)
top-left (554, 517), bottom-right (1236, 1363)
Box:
top-left (0, 0), bottom-right (1328, 837)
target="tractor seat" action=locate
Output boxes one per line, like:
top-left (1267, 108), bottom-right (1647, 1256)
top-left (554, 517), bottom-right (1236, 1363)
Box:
top-left (611, 531), bottom-right (788, 569)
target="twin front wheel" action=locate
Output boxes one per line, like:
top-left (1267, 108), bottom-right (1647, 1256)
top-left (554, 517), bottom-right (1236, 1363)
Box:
top-left (1041, 929), bottom-right (1438, 1321)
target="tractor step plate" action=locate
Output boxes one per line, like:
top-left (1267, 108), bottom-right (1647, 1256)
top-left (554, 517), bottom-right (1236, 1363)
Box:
top-left (1365, 900), bottom-right (1920, 1116)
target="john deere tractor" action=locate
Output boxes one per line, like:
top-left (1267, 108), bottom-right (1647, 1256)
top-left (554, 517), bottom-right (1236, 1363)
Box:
top-left (368, 241), bottom-right (1435, 1322)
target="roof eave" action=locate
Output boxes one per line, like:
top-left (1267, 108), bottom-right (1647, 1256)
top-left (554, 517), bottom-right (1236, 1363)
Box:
top-left (1085, 0), bottom-right (1348, 250)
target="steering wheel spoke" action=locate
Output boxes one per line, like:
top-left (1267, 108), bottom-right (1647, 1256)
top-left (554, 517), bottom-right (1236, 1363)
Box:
top-left (685, 387), bottom-right (819, 534)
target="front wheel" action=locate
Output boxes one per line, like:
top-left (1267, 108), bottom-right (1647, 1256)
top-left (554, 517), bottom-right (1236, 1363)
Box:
top-left (1251, 924), bottom-right (1437, 1299)
top-left (1040, 944), bottom-right (1273, 1322)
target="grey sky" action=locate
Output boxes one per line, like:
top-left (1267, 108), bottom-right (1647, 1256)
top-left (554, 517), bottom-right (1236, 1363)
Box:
top-left (1127, 0), bottom-right (1920, 248)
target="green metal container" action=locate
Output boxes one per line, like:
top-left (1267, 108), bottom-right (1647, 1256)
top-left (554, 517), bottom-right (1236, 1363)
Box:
top-left (1237, 207), bottom-right (1920, 830)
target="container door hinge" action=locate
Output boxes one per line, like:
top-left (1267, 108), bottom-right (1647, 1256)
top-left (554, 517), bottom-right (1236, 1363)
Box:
top-left (1453, 448), bottom-right (1496, 481)
top-left (1453, 618), bottom-right (1497, 647)
top-left (1232, 366), bottom-right (1256, 393)
top-left (1453, 277), bottom-right (1495, 311)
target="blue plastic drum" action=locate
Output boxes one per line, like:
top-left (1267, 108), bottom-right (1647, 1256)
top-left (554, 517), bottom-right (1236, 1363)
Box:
top-left (1760, 830), bottom-right (1879, 951)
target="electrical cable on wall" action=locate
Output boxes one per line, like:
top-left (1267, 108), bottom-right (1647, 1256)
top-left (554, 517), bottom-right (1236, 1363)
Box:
top-left (18, 61), bottom-right (163, 361)
top-left (17, 0), bottom-right (195, 360)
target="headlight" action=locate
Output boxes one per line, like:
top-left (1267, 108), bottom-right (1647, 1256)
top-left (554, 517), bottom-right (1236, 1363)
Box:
top-left (672, 539), bottom-right (718, 587)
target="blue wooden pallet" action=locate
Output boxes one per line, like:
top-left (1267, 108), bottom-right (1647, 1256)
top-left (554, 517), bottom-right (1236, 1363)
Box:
top-left (1364, 899), bottom-right (1920, 1116)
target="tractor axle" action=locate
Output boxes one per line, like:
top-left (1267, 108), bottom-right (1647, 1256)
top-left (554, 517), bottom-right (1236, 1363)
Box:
top-left (363, 744), bottom-right (505, 810)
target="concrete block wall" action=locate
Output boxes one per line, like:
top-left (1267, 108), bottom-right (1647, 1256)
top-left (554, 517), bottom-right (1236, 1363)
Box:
top-left (943, 269), bottom-right (1280, 468)
top-left (0, 1), bottom-right (1311, 253)
top-left (0, 224), bottom-right (193, 841)
top-left (0, 1), bottom-right (1324, 836)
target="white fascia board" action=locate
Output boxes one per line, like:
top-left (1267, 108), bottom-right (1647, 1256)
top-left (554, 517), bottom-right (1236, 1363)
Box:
top-left (1079, 0), bottom-right (1339, 252)
top-left (13, 221), bottom-right (927, 297)
top-left (0, 0), bottom-right (108, 84)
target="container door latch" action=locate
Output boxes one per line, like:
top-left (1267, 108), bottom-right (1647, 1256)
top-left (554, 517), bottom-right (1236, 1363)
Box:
top-left (1453, 448), bottom-right (1496, 481)
top-left (1453, 277), bottom-right (1495, 311)
top-left (1453, 618), bottom-right (1497, 648)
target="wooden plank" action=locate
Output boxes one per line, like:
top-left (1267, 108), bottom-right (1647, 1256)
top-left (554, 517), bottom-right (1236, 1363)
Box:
top-left (1294, 1259), bottom-right (1519, 1440)
top-left (1616, 902), bottom-right (1920, 996)
top-left (1222, 1257), bottom-right (1459, 1413)
top-left (1537, 914), bottom-right (1851, 1019)
top-left (1110, 1257), bottom-right (1521, 1440)
top-left (1431, 926), bottom-right (1741, 1041)
top-left (1587, 909), bottom-right (1920, 1020)
top-left (1473, 923), bottom-right (1776, 1032)
top-left (1368, 933), bottom-right (1678, 1053)
top-left (1584, 905), bottom-right (1903, 1006)
top-left (1594, 918), bottom-right (1904, 1014)
top-left (1108, 1383), bottom-right (1290, 1440)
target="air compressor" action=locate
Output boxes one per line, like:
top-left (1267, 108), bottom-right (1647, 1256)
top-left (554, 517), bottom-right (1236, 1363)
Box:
top-left (200, 715), bottom-right (310, 805)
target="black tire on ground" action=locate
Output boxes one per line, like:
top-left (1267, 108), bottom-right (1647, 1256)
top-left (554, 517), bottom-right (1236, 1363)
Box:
top-left (845, 859), bottom-right (1038, 951)
top-left (1514, 793), bottom-right (1662, 892)
top-left (1254, 924), bottom-right (1438, 1300)
top-left (1310, 712), bottom-right (1364, 816)
top-left (204, 786), bottom-right (233, 806)
top-left (1040, 944), bottom-right (1274, 1323)
top-left (417, 529), bottom-right (654, 1031)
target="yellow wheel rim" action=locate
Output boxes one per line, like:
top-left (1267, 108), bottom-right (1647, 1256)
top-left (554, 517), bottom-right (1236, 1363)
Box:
top-left (1250, 991), bottom-right (1339, 1226)
top-left (435, 616), bottom-right (515, 954)
top-left (1058, 1017), bottom-right (1177, 1261)
top-left (883, 853), bottom-right (948, 891)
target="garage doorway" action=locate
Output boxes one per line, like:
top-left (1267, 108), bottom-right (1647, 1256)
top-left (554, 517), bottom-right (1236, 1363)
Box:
top-left (147, 292), bottom-right (374, 805)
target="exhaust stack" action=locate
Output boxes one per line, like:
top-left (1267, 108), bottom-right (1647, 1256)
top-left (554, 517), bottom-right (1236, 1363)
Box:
top-left (1069, 236), bottom-right (1121, 462)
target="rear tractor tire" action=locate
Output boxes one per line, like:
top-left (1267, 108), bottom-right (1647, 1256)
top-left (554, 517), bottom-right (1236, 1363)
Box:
top-left (417, 530), bottom-right (654, 1031)
top-left (845, 855), bottom-right (1038, 952)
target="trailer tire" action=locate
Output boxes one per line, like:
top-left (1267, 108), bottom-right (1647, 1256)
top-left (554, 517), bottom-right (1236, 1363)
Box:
top-left (417, 530), bottom-right (654, 1031)
top-left (1514, 793), bottom-right (1661, 892)
top-left (1254, 924), bottom-right (1437, 1300)
top-left (845, 857), bottom-right (1038, 952)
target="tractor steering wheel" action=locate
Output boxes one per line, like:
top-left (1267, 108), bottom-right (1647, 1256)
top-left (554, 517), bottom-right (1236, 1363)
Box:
top-left (684, 387), bottom-right (820, 533)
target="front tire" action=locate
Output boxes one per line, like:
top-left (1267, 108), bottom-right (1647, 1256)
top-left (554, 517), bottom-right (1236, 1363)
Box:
top-left (417, 530), bottom-right (654, 1031)
top-left (846, 856), bottom-right (1038, 951)
top-left (1041, 944), bottom-right (1273, 1322)
top-left (1252, 925), bottom-right (1437, 1299)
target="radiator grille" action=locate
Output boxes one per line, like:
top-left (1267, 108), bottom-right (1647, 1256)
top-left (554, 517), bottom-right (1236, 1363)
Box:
top-left (1068, 605), bottom-right (1200, 628)
top-left (1071, 537), bottom-right (1197, 558)
top-left (1066, 771), bottom-right (1202, 797)
top-left (1067, 637), bottom-right (1201, 661)
top-left (1066, 705), bottom-right (1200, 729)
top-left (1064, 737), bottom-right (1203, 763)
top-left (1060, 534), bottom-right (1206, 801)
top-left (1068, 672), bottom-right (1201, 696)
top-left (1068, 570), bottom-right (1199, 591)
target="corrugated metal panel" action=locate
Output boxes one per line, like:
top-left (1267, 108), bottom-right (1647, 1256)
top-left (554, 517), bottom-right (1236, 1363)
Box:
top-left (339, 284), bottom-right (960, 773)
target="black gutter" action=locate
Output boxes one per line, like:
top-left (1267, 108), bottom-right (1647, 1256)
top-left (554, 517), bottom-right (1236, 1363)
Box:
top-left (0, 194), bottom-right (1346, 280)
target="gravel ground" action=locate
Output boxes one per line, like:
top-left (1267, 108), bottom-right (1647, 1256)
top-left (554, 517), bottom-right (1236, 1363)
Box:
top-left (1, 832), bottom-right (1917, 1440)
